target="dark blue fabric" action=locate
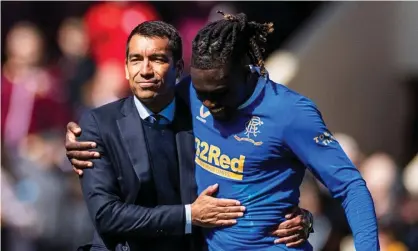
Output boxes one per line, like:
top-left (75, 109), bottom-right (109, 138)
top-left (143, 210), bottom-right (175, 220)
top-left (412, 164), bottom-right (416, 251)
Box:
top-left (142, 120), bottom-right (181, 206)
top-left (77, 95), bottom-right (196, 251)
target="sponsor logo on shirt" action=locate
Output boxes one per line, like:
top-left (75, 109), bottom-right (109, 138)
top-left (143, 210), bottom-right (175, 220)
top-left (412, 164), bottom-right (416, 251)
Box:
top-left (234, 116), bottom-right (264, 146)
top-left (195, 137), bottom-right (246, 180)
top-left (196, 105), bottom-right (210, 123)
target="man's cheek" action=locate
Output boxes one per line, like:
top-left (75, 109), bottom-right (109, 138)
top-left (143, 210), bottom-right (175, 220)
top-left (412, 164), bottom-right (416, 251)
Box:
top-left (130, 66), bottom-right (141, 80)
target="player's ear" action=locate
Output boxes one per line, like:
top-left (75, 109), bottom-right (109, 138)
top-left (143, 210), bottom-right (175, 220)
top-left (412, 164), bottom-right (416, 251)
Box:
top-left (175, 59), bottom-right (184, 83)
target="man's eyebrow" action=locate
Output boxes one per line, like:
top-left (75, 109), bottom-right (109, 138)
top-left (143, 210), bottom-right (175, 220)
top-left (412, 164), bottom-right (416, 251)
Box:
top-left (128, 53), bottom-right (141, 59)
top-left (128, 53), bottom-right (169, 59)
top-left (149, 53), bottom-right (169, 58)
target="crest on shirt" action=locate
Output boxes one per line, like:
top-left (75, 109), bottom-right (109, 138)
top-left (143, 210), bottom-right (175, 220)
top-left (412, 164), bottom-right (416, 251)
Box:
top-left (313, 131), bottom-right (336, 146)
top-left (234, 116), bottom-right (264, 146)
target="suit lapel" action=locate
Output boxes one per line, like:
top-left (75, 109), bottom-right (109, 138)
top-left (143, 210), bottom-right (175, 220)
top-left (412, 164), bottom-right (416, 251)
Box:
top-left (117, 96), bottom-right (151, 183)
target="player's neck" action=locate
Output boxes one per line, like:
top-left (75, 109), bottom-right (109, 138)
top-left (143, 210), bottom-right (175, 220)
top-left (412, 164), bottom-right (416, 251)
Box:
top-left (237, 72), bottom-right (259, 107)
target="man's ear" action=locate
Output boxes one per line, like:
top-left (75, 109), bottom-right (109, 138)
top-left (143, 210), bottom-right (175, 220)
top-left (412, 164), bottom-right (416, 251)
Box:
top-left (175, 59), bottom-right (184, 83)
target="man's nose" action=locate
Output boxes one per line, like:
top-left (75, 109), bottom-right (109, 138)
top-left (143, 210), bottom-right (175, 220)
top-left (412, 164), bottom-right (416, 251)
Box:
top-left (139, 60), bottom-right (153, 77)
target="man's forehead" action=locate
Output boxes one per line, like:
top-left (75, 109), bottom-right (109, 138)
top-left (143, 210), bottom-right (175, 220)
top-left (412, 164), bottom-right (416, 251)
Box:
top-left (128, 35), bottom-right (171, 55)
top-left (191, 67), bottom-right (228, 81)
top-left (191, 68), bottom-right (231, 93)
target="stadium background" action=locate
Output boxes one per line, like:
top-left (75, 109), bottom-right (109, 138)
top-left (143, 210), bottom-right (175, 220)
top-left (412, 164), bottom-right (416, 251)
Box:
top-left (1, 1), bottom-right (417, 251)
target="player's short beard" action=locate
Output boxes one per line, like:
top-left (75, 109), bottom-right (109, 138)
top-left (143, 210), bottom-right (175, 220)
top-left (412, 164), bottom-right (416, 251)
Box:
top-left (211, 107), bottom-right (234, 121)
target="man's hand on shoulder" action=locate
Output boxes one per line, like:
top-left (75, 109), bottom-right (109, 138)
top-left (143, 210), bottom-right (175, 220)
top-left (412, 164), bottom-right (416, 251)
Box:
top-left (191, 184), bottom-right (246, 228)
top-left (271, 207), bottom-right (313, 247)
top-left (65, 121), bottom-right (101, 175)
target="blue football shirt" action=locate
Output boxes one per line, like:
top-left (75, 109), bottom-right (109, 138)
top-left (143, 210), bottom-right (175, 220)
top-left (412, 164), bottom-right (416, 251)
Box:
top-left (188, 72), bottom-right (378, 251)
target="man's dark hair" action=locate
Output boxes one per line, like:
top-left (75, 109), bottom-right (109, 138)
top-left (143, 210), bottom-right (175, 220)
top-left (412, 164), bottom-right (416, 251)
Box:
top-left (126, 20), bottom-right (182, 63)
top-left (191, 11), bottom-right (274, 75)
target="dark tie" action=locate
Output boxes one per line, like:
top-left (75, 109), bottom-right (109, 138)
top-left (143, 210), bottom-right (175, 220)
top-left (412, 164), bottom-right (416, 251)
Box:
top-left (147, 114), bottom-right (165, 125)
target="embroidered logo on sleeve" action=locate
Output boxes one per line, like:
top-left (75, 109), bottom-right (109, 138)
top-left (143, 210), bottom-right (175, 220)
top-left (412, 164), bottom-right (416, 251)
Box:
top-left (313, 131), bottom-right (336, 146)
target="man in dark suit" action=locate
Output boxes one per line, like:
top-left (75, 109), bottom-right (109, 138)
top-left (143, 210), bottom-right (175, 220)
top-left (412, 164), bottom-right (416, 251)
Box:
top-left (68, 21), bottom-right (313, 251)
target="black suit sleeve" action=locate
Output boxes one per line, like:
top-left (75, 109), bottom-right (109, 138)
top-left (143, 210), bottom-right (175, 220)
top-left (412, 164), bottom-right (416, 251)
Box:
top-left (175, 75), bottom-right (191, 107)
top-left (78, 110), bottom-right (186, 237)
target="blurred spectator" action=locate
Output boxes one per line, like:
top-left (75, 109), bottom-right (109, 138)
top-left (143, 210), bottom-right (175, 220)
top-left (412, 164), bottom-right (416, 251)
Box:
top-left (265, 50), bottom-right (299, 85)
top-left (1, 22), bottom-right (71, 151)
top-left (177, 2), bottom-right (238, 73)
top-left (399, 155), bottom-right (418, 249)
top-left (56, 17), bottom-right (96, 117)
top-left (403, 154), bottom-right (418, 197)
top-left (84, 1), bottom-right (159, 67)
top-left (334, 133), bottom-right (363, 167)
top-left (398, 193), bottom-right (418, 250)
top-left (1, 145), bottom-right (39, 251)
top-left (88, 61), bottom-right (125, 108)
top-left (378, 221), bottom-right (409, 251)
top-left (340, 223), bottom-right (409, 251)
top-left (2, 131), bottom-right (94, 251)
top-left (177, 17), bottom-right (207, 73)
top-left (83, 1), bottom-right (160, 100)
top-left (299, 176), bottom-right (332, 250)
top-left (360, 153), bottom-right (400, 219)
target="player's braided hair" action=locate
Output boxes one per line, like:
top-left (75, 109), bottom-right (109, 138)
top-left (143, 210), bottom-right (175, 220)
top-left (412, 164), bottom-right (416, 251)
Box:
top-left (191, 11), bottom-right (274, 76)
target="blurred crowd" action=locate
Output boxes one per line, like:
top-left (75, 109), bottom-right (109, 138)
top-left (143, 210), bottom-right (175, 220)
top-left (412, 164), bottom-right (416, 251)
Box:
top-left (300, 134), bottom-right (418, 251)
top-left (1, 2), bottom-right (417, 251)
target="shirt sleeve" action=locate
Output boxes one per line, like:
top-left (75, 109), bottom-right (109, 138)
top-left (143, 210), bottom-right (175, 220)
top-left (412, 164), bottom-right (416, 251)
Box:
top-left (283, 97), bottom-right (379, 251)
top-left (185, 204), bottom-right (192, 234)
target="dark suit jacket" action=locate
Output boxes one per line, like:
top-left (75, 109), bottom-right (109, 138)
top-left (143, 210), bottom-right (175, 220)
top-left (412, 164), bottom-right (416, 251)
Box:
top-left (78, 80), bottom-right (201, 251)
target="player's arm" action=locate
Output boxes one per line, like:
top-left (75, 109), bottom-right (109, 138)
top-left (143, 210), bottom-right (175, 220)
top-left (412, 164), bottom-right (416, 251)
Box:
top-left (283, 97), bottom-right (379, 251)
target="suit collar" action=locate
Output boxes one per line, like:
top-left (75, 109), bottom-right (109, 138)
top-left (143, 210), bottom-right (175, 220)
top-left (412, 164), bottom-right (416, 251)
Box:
top-left (133, 95), bottom-right (175, 123)
top-left (120, 96), bottom-right (136, 117)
